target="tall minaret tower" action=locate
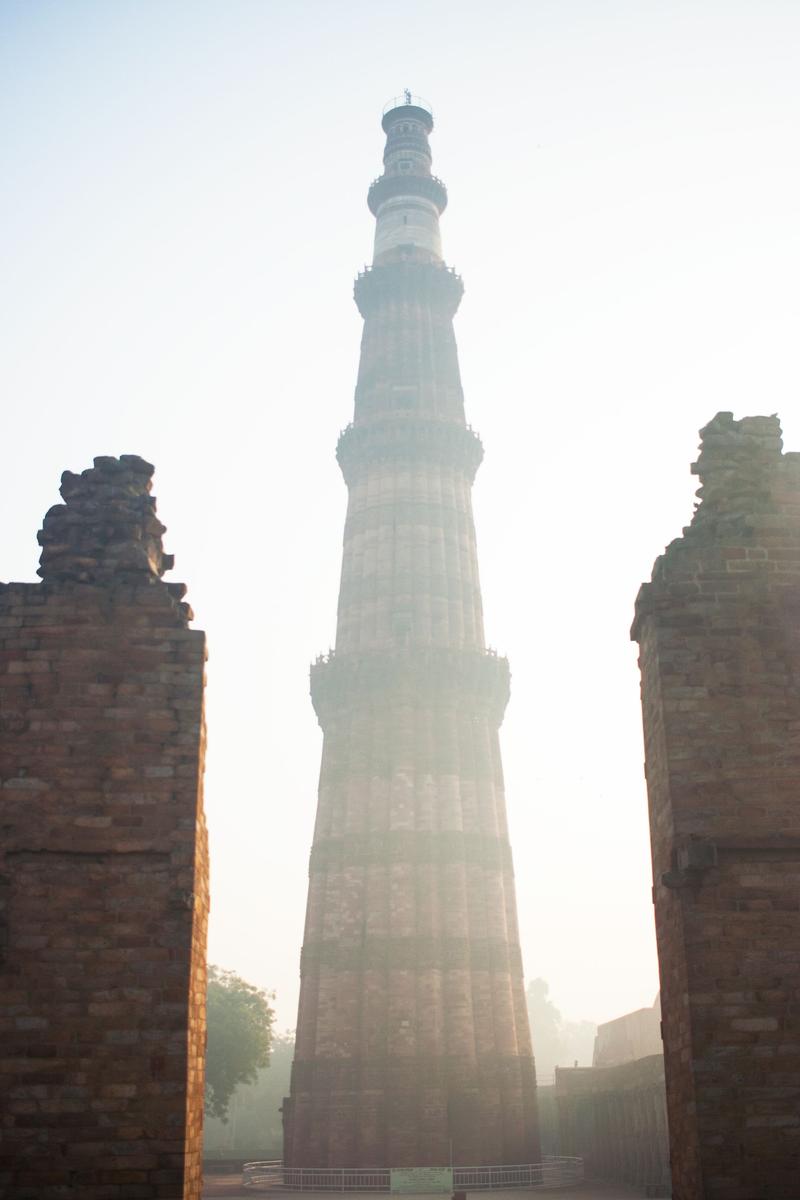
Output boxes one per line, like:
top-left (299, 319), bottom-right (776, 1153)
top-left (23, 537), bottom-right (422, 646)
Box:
top-left (284, 96), bottom-right (539, 1170)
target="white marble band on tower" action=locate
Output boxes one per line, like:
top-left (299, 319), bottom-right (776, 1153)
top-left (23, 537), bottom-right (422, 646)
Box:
top-left (373, 194), bottom-right (442, 263)
top-left (369, 99), bottom-right (446, 266)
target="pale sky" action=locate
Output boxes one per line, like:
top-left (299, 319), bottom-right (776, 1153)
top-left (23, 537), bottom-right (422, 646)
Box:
top-left (2, 0), bottom-right (799, 1033)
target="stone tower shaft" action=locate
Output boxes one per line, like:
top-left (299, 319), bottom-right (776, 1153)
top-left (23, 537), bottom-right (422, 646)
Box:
top-left (369, 100), bottom-right (447, 267)
top-left (285, 98), bottom-right (539, 1170)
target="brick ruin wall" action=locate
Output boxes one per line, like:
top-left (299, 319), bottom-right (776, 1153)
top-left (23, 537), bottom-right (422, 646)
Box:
top-left (555, 1055), bottom-right (670, 1195)
top-left (633, 413), bottom-right (800, 1200)
top-left (0, 456), bottom-right (209, 1200)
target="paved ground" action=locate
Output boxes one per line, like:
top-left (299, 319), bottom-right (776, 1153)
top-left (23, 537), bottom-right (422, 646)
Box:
top-left (202, 1178), bottom-right (648, 1200)
top-left (203, 1174), bottom-right (248, 1197)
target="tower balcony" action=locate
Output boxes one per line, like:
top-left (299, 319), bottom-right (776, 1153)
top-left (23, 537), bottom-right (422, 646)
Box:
top-left (381, 95), bottom-right (434, 132)
top-left (354, 261), bottom-right (464, 317)
top-left (309, 646), bottom-right (510, 729)
top-left (336, 416), bottom-right (483, 484)
top-left (367, 173), bottom-right (447, 216)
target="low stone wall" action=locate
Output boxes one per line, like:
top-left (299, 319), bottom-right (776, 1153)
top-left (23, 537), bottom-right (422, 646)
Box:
top-left (555, 1054), bottom-right (670, 1195)
top-left (535, 1084), bottom-right (560, 1157)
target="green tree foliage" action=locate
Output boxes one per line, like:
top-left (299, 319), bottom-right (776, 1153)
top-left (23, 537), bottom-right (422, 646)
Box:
top-left (205, 965), bottom-right (275, 1122)
top-left (204, 1032), bottom-right (294, 1160)
top-left (526, 977), bottom-right (596, 1082)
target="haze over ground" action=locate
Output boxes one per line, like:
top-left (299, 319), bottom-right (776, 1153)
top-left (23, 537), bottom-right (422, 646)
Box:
top-left (2, 0), bottom-right (799, 1031)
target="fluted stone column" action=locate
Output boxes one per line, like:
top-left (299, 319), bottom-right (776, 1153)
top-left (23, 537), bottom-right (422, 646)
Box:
top-left (284, 98), bottom-right (539, 1170)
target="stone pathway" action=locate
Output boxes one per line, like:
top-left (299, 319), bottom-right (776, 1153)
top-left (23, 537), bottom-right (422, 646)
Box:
top-left (202, 1181), bottom-right (648, 1200)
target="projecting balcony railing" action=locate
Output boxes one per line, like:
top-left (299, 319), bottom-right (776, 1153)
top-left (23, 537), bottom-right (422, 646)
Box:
top-left (242, 1157), bottom-right (584, 1191)
top-left (355, 261), bottom-right (460, 281)
top-left (367, 174), bottom-right (448, 216)
top-left (368, 174), bottom-right (446, 192)
top-left (353, 260), bottom-right (464, 319)
top-left (383, 93), bottom-right (433, 117)
top-left (309, 646), bottom-right (511, 732)
top-left (335, 416), bottom-right (482, 484)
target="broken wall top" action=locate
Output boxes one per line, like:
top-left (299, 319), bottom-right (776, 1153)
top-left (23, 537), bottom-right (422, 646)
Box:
top-left (38, 454), bottom-right (173, 583)
top-left (632, 411), bottom-right (800, 639)
top-left (1, 454), bottom-right (193, 625)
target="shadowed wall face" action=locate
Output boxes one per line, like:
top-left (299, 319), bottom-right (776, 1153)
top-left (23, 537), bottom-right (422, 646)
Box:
top-left (633, 414), bottom-right (800, 1200)
top-left (0, 456), bottom-right (209, 1200)
top-left (555, 1056), bottom-right (669, 1195)
top-left (284, 103), bottom-right (539, 1171)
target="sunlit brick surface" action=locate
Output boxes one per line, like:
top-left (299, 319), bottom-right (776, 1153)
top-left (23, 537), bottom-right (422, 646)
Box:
top-left (633, 414), bottom-right (800, 1200)
top-left (0, 456), bottom-right (209, 1200)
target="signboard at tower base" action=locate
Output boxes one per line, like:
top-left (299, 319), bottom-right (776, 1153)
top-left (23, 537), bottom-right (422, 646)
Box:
top-left (390, 1167), bottom-right (453, 1194)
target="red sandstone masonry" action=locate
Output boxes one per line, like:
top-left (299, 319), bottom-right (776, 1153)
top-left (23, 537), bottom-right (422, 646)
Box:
top-left (0, 456), bottom-right (209, 1200)
top-left (286, 104), bottom-right (538, 1170)
top-left (632, 414), bottom-right (800, 1200)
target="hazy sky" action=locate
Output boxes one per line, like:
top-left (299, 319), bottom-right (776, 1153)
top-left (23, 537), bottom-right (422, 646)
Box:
top-left (3, 0), bottom-right (799, 1035)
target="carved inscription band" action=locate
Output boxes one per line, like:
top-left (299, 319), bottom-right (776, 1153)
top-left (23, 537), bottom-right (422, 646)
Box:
top-left (309, 830), bottom-right (515, 871)
top-left (291, 1053), bottom-right (536, 1091)
top-left (300, 935), bottom-right (524, 973)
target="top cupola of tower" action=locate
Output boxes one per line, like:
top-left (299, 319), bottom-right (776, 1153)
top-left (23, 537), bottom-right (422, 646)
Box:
top-left (369, 94), bottom-right (447, 266)
top-left (381, 92), bottom-right (434, 134)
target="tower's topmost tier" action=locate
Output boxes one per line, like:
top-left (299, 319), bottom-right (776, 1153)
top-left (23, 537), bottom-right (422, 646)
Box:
top-left (369, 95), bottom-right (447, 267)
top-left (381, 94), bottom-right (434, 131)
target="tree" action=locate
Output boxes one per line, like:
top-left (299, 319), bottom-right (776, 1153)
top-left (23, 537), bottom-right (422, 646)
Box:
top-left (204, 1032), bottom-right (295, 1160)
top-left (205, 965), bottom-right (275, 1121)
top-left (526, 977), bottom-right (597, 1082)
top-left (526, 978), bottom-right (564, 1081)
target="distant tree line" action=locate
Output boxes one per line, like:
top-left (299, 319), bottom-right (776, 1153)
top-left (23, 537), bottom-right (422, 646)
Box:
top-left (205, 966), bottom-right (276, 1121)
top-left (204, 1032), bottom-right (293, 1161)
top-left (526, 977), bottom-right (596, 1082)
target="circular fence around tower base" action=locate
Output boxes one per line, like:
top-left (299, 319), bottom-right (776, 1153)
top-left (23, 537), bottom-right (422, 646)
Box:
top-left (242, 1157), bottom-right (584, 1192)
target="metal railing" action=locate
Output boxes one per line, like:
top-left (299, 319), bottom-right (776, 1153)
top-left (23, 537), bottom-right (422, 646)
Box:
top-left (242, 1157), bottom-right (584, 1191)
top-left (455, 1159), bottom-right (584, 1190)
top-left (367, 175), bottom-right (447, 193)
top-left (383, 93), bottom-right (433, 117)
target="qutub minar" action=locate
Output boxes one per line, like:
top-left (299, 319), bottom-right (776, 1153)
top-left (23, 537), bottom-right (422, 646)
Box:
top-left (283, 95), bottom-right (540, 1169)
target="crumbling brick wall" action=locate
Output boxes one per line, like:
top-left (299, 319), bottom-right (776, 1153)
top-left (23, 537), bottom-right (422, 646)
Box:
top-left (0, 456), bottom-right (209, 1200)
top-left (632, 414), bottom-right (800, 1200)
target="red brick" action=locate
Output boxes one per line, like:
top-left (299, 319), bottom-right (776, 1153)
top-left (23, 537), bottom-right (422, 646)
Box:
top-left (0, 456), bottom-right (208, 1200)
top-left (633, 414), bottom-right (800, 1200)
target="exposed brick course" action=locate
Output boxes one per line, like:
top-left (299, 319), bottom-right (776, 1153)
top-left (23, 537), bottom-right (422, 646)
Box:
top-left (0, 456), bottom-right (209, 1199)
top-left (632, 413), bottom-right (800, 1200)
